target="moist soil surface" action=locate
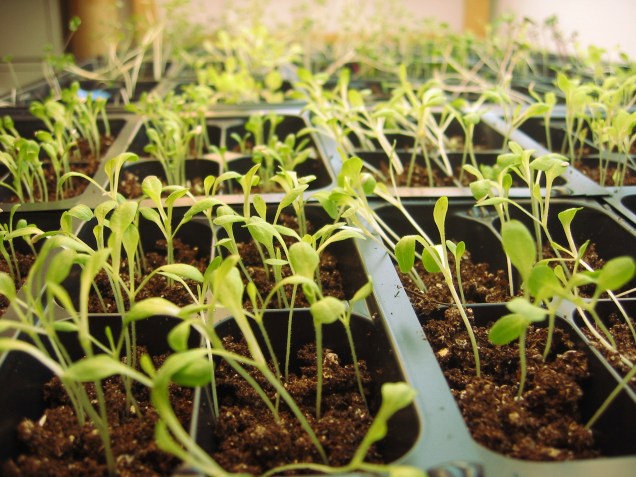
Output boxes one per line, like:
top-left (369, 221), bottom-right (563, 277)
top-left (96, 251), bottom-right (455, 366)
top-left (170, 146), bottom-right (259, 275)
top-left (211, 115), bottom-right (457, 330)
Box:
top-left (3, 352), bottom-right (193, 476)
top-left (423, 307), bottom-right (600, 460)
top-left (579, 312), bottom-right (636, 392)
top-left (396, 240), bottom-right (618, 318)
top-left (575, 162), bottom-right (636, 186)
top-left (210, 337), bottom-right (382, 474)
top-left (2, 136), bottom-right (115, 202)
top-left (88, 237), bottom-right (209, 312)
top-left (397, 250), bottom-right (511, 316)
top-left (373, 161), bottom-right (456, 187)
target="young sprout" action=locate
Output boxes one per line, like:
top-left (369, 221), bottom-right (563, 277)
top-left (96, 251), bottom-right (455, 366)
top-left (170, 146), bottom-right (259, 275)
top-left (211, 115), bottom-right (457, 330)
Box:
top-left (0, 137), bottom-right (48, 202)
top-left (490, 217), bottom-right (635, 397)
top-left (143, 111), bottom-right (204, 186)
top-left (395, 197), bottom-right (481, 376)
top-left (0, 205), bottom-right (42, 284)
top-left (556, 72), bottom-right (594, 163)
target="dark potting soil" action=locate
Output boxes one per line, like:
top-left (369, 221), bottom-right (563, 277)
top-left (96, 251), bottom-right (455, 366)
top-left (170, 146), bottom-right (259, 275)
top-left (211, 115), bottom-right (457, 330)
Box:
top-left (423, 307), bottom-right (600, 461)
top-left (580, 312), bottom-right (636, 392)
top-left (3, 352), bottom-right (193, 476)
top-left (374, 161), bottom-right (456, 187)
top-left (575, 162), bottom-right (636, 186)
top-left (397, 250), bottom-right (511, 316)
top-left (88, 237), bottom-right (209, 313)
top-left (397, 240), bottom-right (619, 318)
top-left (4, 136), bottom-right (115, 203)
top-left (210, 337), bottom-right (382, 474)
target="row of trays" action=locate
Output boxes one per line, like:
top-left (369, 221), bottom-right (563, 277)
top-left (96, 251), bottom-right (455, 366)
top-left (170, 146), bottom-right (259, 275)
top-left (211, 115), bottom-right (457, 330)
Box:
top-left (0, 195), bottom-right (634, 475)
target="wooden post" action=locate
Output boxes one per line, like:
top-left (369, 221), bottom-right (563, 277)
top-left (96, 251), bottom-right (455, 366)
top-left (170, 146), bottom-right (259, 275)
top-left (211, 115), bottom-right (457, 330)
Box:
top-left (131, 0), bottom-right (158, 44)
top-left (68, 0), bottom-right (120, 60)
top-left (464, 0), bottom-right (491, 37)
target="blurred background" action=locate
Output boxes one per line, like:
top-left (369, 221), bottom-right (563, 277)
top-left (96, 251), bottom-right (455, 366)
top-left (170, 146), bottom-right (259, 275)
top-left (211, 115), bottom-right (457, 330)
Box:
top-left (1, 0), bottom-right (634, 94)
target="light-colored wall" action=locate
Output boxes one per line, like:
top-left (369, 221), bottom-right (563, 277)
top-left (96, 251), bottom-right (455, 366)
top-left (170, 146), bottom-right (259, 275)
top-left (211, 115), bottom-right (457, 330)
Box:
top-left (168, 0), bottom-right (636, 58)
top-left (0, 0), bottom-right (63, 93)
top-left (175, 0), bottom-right (464, 31)
top-left (492, 0), bottom-right (636, 59)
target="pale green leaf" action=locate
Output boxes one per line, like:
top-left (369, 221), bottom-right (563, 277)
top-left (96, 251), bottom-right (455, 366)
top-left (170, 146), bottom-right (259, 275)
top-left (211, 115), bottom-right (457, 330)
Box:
top-left (310, 296), bottom-right (345, 325)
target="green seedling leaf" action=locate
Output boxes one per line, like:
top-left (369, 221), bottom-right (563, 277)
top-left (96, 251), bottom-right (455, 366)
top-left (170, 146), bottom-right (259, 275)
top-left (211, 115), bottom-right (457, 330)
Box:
top-left (45, 235), bottom-right (92, 254)
top-left (68, 15), bottom-right (81, 31)
top-left (172, 358), bottom-right (213, 387)
top-left (530, 153), bottom-right (568, 173)
top-left (594, 256), bottom-right (635, 294)
top-left (289, 241), bottom-right (319, 279)
top-left (4, 228), bottom-right (41, 247)
top-left (213, 214), bottom-right (245, 227)
top-left (556, 72), bottom-right (571, 93)
top-left (125, 297), bottom-right (181, 324)
top-left (94, 200), bottom-right (118, 225)
top-left (572, 270), bottom-right (600, 288)
top-left (388, 466), bottom-right (428, 477)
top-left (0, 273), bottom-right (16, 301)
top-left (422, 244), bottom-right (444, 273)
top-left (245, 218), bottom-right (275, 247)
top-left (122, 224), bottom-right (140, 262)
top-left (168, 321), bottom-right (192, 353)
top-left (433, 197), bottom-right (448, 235)
top-left (497, 152), bottom-right (521, 168)
top-left (264, 258), bottom-right (288, 267)
top-left (110, 201), bottom-right (138, 237)
top-left (253, 194), bottom-right (267, 219)
top-left (184, 198), bottom-right (221, 220)
top-left (104, 152), bottom-right (137, 182)
top-left (351, 278), bottom-right (373, 304)
top-left (66, 204), bottom-right (94, 222)
top-left (446, 240), bottom-right (465, 258)
top-left (338, 156), bottom-right (364, 188)
top-left (360, 382), bottom-right (416, 449)
top-left (214, 237), bottom-right (234, 253)
top-left (317, 227), bottom-right (366, 252)
top-left (527, 263), bottom-right (562, 301)
top-left (139, 207), bottom-right (163, 230)
top-left (558, 207), bottom-right (582, 230)
top-left (506, 297), bottom-right (547, 322)
top-left (348, 89), bottom-right (365, 108)
top-left (141, 175), bottom-right (163, 204)
top-left (165, 187), bottom-right (188, 208)
top-left (395, 236), bottom-right (417, 273)
top-left (203, 175), bottom-right (216, 195)
top-left (469, 179), bottom-right (492, 200)
top-left (64, 355), bottom-right (138, 382)
top-left (311, 296), bottom-right (345, 325)
top-left (361, 172), bottom-right (377, 195)
top-left (246, 282), bottom-right (258, 309)
top-left (501, 220), bottom-right (536, 281)
top-left (213, 259), bottom-right (244, 316)
top-left (45, 249), bottom-right (75, 285)
top-left (265, 70), bottom-right (283, 91)
top-left (158, 264), bottom-right (204, 282)
top-left (51, 321), bottom-right (79, 333)
top-left (463, 164), bottom-right (483, 179)
top-left (524, 102), bottom-right (551, 117)
top-left (489, 313), bottom-right (532, 345)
